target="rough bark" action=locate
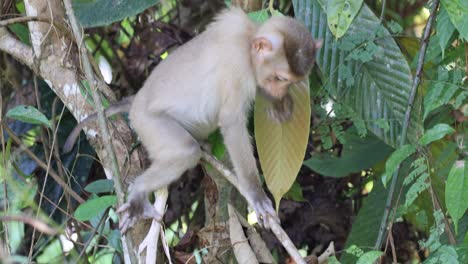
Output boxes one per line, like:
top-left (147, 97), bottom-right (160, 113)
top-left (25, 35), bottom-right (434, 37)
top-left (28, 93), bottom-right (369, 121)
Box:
top-left (0, 0), bottom-right (150, 255)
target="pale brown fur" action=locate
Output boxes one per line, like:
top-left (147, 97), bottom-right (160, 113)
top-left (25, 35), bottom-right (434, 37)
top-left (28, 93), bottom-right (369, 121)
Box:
top-left (66, 8), bottom-right (321, 233)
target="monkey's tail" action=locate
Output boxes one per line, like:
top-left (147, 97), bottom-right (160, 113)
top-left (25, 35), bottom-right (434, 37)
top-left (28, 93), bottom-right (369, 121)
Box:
top-left (63, 95), bottom-right (135, 153)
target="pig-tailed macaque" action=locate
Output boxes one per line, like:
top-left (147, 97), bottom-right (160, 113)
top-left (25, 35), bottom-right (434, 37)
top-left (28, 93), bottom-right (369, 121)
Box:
top-left (66, 8), bottom-right (322, 233)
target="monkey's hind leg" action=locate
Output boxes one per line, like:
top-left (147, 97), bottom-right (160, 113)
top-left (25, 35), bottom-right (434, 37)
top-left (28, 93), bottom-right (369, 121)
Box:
top-left (118, 114), bottom-right (202, 234)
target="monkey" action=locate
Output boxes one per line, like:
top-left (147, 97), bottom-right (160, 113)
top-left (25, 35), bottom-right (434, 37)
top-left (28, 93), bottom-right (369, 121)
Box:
top-left (63, 92), bottom-right (294, 153)
top-left (65, 8), bottom-right (322, 233)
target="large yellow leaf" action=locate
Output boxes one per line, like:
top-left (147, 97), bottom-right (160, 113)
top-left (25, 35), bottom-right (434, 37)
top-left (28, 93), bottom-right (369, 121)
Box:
top-left (254, 81), bottom-right (311, 209)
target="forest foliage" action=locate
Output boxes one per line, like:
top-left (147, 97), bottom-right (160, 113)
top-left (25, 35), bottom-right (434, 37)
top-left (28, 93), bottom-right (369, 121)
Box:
top-left (0, 0), bottom-right (466, 263)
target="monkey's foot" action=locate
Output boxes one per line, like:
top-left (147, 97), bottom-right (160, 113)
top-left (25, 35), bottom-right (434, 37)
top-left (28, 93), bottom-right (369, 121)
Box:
top-left (251, 199), bottom-right (280, 229)
top-left (117, 198), bottom-right (162, 234)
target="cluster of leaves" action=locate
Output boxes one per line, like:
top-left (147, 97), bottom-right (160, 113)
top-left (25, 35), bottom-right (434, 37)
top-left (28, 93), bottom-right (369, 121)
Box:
top-left (293, 0), bottom-right (467, 263)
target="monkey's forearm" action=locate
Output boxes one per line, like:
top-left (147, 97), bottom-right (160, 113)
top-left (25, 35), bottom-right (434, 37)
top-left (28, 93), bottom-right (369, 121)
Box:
top-left (221, 124), bottom-right (263, 195)
top-left (63, 96), bottom-right (135, 153)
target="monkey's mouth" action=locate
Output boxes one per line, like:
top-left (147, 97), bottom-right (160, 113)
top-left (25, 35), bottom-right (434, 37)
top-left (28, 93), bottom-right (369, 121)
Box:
top-left (258, 85), bottom-right (289, 101)
top-left (258, 87), bottom-right (283, 101)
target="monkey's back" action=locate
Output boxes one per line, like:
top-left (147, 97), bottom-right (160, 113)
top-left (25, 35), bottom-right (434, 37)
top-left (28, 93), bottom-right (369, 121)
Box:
top-left (130, 8), bottom-right (257, 140)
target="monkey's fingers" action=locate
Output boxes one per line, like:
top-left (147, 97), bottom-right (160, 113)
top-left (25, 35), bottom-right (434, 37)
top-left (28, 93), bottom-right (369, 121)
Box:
top-left (252, 199), bottom-right (279, 229)
top-left (117, 202), bottom-right (162, 234)
top-left (116, 203), bottom-right (135, 234)
top-left (141, 203), bottom-right (163, 222)
top-left (119, 213), bottom-right (137, 235)
top-left (116, 203), bottom-right (130, 214)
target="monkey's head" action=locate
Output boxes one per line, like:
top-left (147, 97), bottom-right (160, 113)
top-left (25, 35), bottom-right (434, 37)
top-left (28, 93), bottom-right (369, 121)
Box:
top-left (251, 16), bottom-right (322, 100)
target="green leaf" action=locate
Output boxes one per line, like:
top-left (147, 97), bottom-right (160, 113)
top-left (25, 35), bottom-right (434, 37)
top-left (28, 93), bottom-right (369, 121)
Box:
top-left (36, 239), bottom-right (64, 263)
top-left (327, 256), bottom-right (341, 264)
top-left (404, 172), bottom-right (429, 208)
top-left (345, 245), bottom-right (364, 257)
top-left (304, 132), bottom-right (393, 177)
top-left (387, 21), bottom-right (402, 34)
top-left (255, 82), bottom-right (311, 209)
top-left (455, 91), bottom-right (467, 109)
top-left (8, 24), bottom-right (30, 45)
top-left (6, 105), bottom-right (51, 128)
top-left (207, 130), bottom-right (226, 160)
top-left (436, 6), bottom-right (456, 57)
top-left (283, 181), bottom-right (305, 202)
top-left (248, 9), bottom-right (270, 22)
top-left (423, 68), bottom-right (460, 119)
top-left (381, 145), bottom-right (416, 187)
top-left (445, 160), bottom-right (467, 234)
top-left (419, 124), bottom-right (455, 146)
top-left (84, 179), bottom-right (114, 194)
top-left (6, 221), bottom-right (24, 253)
top-left (341, 161), bottom-right (408, 263)
top-left (74, 195), bottom-right (117, 221)
top-left (293, 0), bottom-right (421, 148)
top-left (248, 8), bottom-right (283, 23)
top-left (73, 0), bottom-right (159, 28)
top-left (356, 251), bottom-right (383, 264)
top-left (108, 229), bottom-right (123, 254)
top-left (440, 0), bottom-right (468, 41)
top-left (421, 210), bottom-right (445, 252)
top-left (326, 0), bottom-right (363, 38)
top-left (424, 245), bottom-right (460, 264)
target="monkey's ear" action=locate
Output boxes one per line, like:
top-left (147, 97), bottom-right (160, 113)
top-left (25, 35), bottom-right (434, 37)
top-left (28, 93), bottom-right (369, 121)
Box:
top-left (314, 39), bottom-right (323, 49)
top-left (252, 37), bottom-right (273, 53)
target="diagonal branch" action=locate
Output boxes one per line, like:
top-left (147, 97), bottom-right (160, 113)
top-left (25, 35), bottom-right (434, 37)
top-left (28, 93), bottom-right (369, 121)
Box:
top-left (375, 0), bottom-right (440, 249)
top-left (61, 0), bottom-right (136, 262)
top-left (0, 15), bottom-right (69, 33)
top-left (0, 28), bottom-right (33, 67)
top-left (201, 150), bottom-right (306, 264)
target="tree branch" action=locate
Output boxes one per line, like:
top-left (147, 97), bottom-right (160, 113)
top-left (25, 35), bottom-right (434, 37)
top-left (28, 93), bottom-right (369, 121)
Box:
top-left (375, 0), bottom-right (440, 249)
top-left (1, 0), bottom-right (148, 259)
top-left (138, 188), bottom-right (170, 263)
top-left (61, 0), bottom-right (136, 262)
top-left (0, 215), bottom-right (57, 236)
top-left (0, 15), bottom-right (69, 33)
top-left (0, 28), bottom-right (33, 67)
top-left (201, 150), bottom-right (306, 264)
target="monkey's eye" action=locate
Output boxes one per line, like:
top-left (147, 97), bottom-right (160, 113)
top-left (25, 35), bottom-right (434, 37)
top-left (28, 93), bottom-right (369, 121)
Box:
top-left (274, 76), bottom-right (288, 82)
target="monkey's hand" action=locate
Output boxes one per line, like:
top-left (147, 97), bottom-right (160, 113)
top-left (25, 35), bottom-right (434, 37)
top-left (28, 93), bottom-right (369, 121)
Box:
top-left (266, 94), bottom-right (294, 124)
top-left (116, 193), bottom-right (162, 234)
top-left (246, 190), bottom-right (280, 229)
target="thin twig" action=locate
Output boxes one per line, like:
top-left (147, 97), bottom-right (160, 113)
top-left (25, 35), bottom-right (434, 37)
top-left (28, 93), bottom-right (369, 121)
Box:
top-left (0, 28), bottom-right (34, 67)
top-left (61, 0), bottom-right (135, 262)
top-left (0, 15), bottom-right (68, 33)
top-left (380, 0), bottom-right (387, 22)
top-left (465, 42), bottom-right (467, 79)
top-left (0, 79), bottom-right (11, 256)
top-left (374, 0), bottom-right (440, 249)
top-left (51, 97), bottom-right (71, 208)
top-left (317, 242), bottom-right (335, 264)
top-left (269, 0), bottom-right (274, 13)
top-left (429, 184), bottom-right (456, 244)
top-left (387, 224), bottom-right (397, 263)
top-left (0, 215), bottom-right (57, 236)
top-left (138, 188), bottom-right (170, 263)
top-left (200, 150), bottom-right (306, 264)
top-left (74, 208), bottom-right (109, 262)
top-left (30, 75), bottom-right (52, 260)
top-left (2, 125), bottom-right (84, 203)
